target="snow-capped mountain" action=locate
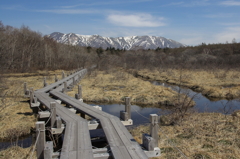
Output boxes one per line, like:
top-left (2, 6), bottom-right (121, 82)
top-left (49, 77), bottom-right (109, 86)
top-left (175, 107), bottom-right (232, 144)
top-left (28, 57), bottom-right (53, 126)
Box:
top-left (48, 32), bottom-right (186, 50)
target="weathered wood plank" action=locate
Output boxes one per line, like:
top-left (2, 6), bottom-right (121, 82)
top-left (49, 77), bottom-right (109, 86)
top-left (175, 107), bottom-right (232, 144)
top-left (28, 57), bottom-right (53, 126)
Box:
top-left (50, 91), bottom-right (148, 159)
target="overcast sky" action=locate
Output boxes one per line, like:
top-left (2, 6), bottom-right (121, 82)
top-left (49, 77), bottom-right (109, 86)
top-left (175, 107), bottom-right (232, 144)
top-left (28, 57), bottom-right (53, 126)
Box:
top-left (1, 0), bottom-right (240, 46)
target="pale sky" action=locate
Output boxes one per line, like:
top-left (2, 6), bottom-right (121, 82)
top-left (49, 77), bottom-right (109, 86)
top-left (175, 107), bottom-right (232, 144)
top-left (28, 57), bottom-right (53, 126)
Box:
top-left (1, 0), bottom-right (240, 45)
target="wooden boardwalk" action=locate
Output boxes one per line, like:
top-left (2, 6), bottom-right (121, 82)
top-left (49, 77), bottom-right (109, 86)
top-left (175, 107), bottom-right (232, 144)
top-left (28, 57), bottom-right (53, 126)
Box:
top-left (26, 68), bottom-right (160, 159)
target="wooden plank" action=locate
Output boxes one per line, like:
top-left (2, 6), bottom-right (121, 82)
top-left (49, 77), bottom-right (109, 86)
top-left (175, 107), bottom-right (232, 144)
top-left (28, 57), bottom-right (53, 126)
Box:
top-left (36, 121), bottom-right (45, 159)
top-left (34, 92), bottom-right (93, 159)
top-left (50, 91), bottom-right (148, 159)
top-left (36, 69), bottom-right (87, 93)
top-left (33, 68), bottom-right (148, 159)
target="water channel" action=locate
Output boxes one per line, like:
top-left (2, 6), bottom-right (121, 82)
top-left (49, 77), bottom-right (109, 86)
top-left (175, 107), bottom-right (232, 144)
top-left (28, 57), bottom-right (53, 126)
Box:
top-left (93, 81), bottom-right (240, 126)
top-left (1, 81), bottom-right (240, 150)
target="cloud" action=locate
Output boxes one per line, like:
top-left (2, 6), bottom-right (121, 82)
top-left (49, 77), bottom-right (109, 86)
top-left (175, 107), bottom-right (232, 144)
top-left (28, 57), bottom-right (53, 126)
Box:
top-left (220, 1), bottom-right (240, 6)
top-left (36, 9), bottom-right (97, 14)
top-left (215, 27), bottom-right (240, 42)
top-left (107, 13), bottom-right (166, 27)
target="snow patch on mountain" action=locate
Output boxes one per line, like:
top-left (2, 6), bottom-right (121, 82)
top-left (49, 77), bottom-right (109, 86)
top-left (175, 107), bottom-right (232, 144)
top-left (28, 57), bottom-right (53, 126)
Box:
top-left (48, 32), bottom-right (186, 50)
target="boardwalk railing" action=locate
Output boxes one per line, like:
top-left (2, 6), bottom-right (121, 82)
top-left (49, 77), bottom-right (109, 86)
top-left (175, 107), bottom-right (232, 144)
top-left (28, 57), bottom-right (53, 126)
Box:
top-left (24, 68), bottom-right (161, 159)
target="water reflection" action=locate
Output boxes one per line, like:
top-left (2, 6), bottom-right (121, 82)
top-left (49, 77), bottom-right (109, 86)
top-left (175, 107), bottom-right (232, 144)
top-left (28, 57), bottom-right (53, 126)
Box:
top-left (90, 103), bottom-right (162, 125)
top-left (153, 81), bottom-right (240, 114)
top-left (0, 135), bottom-right (32, 150)
top-left (90, 81), bottom-right (240, 126)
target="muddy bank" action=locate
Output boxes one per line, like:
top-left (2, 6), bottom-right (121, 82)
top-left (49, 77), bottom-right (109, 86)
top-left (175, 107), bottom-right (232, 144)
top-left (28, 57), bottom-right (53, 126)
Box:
top-left (134, 69), bottom-right (240, 100)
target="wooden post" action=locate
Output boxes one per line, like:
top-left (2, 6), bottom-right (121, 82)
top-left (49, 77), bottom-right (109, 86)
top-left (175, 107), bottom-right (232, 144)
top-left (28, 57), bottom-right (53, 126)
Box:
top-left (125, 97), bottom-right (131, 120)
top-left (24, 82), bottom-right (29, 96)
top-left (150, 114), bottom-right (159, 148)
top-left (75, 85), bottom-right (82, 100)
top-left (63, 82), bottom-right (67, 93)
top-left (55, 74), bottom-right (58, 82)
top-left (30, 87), bottom-right (34, 104)
top-left (56, 116), bottom-right (62, 129)
top-left (50, 102), bottom-right (56, 128)
top-left (44, 77), bottom-right (47, 87)
top-left (62, 71), bottom-right (65, 79)
top-left (72, 77), bottom-right (75, 85)
top-left (34, 97), bottom-right (38, 103)
top-left (36, 121), bottom-right (45, 159)
top-left (78, 85), bottom-right (82, 98)
top-left (44, 141), bottom-right (53, 159)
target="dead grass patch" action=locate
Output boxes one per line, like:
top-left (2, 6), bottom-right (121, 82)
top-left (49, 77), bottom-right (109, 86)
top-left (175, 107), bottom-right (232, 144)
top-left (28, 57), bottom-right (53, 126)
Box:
top-left (68, 69), bottom-right (194, 107)
top-left (130, 112), bottom-right (240, 159)
top-left (136, 68), bottom-right (240, 99)
top-left (0, 70), bottom-right (72, 140)
top-left (0, 146), bottom-right (35, 159)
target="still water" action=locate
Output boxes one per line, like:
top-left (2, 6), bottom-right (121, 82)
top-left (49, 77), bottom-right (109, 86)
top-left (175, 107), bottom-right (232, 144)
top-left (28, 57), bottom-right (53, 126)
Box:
top-left (1, 81), bottom-right (239, 150)
top-left (152, 81), bottom-right (240, 114)
top-left (0, 136), bottom-right (32, 150)
top-left (92, 81), bottom-right (240, 126)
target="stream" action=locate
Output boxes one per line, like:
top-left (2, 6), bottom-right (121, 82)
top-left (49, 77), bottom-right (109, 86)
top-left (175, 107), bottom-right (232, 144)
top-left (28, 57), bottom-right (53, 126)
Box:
top-left (0, 135), bottom-right (32, 150)
top-left (93, 81), bottom-right (240, 126)
top-left (1, 81), bottom-right (240, 150)
top-left (152, 81), bottom-right (240, 114)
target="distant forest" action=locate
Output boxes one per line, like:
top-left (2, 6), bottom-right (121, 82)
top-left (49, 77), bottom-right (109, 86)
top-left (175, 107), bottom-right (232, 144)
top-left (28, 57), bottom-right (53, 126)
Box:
top-left (1, 22), bottom-right (240, 73)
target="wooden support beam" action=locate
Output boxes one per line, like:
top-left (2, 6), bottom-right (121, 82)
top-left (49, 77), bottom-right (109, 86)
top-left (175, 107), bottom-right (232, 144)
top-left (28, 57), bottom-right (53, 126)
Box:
top-left (75, 85), bottom-right (83, 101)
top-left (44, 141), bottom-right (53, 159)
top-left (36, 121), bottom-right (46, 159)
top-left (120, 111), bottom-right (128, 121)
top-left (56, 116), bottom-right (62, 129)
top-left (50, 102), bottom-right (56, 128)
top-left (150, 114), bottom-right (159, 148)
top-left (125, 97), bottom-right (131, 120)
top-left (24, 82), bottom-right (29, 97)
top-left (30, 87), bottom-right (34, 104)
top-left (44, 77), bottom-right (48, 87)
top-left (62, 82), bottom-right (67, 93)
top-left (72, 77), bottom-right (75, 85)
top-left (55, 74), bottom-right (58, 82)
top-left (142, 114), bottom-right (159, 151)
top-left (62, 71), bottom-right (65, 79)
top-left (24, 82), bottom-right (27, 94)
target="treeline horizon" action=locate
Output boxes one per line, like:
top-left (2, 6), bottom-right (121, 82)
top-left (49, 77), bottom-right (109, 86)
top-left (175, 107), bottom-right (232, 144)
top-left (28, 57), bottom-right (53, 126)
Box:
top-left (1, 22), bottom-right (240, 74)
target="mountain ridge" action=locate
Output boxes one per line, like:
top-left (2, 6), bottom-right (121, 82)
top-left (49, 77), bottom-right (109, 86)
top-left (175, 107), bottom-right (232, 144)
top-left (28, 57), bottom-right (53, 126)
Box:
top-left (48, 32), bottom-right (186, 50)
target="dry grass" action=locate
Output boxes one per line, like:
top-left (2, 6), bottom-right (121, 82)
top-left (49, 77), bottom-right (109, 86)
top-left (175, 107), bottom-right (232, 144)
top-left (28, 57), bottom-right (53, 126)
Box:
top-left (68, 69), bottom-right (194, 107)
top-left (130, 112), bottom-right (240, 159)
top-left (0, 70), bottom-right (72, 140)
top-left (0, 70), bottom-right (72, 158)
top-left (0, 146), bottom-right (36, 159)
top-left (136, 68), bottom-right (240, 99)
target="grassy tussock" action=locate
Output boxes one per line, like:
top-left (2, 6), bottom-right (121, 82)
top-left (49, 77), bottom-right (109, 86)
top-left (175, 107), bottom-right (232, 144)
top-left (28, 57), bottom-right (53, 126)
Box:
top-left (0, 146), bottom-right (35, 159)
top-left (68, 69), bottom-right (194, 106)
top-left (130, 112), bottom-right (240, 159)
top-left (136, 68), bottom-right (240, 99)
top-left (0, 70), bottom-right (72, 140)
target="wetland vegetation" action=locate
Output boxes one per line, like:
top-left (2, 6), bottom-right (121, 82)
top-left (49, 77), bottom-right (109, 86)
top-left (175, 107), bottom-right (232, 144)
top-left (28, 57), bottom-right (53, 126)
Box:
top-left (1, 22), bottom-right (240, 158)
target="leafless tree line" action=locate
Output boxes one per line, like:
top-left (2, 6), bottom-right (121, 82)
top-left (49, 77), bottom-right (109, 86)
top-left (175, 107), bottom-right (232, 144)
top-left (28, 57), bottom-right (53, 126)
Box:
top-left (0, 22), bottom-right (98, 73)
top-left (1, 21), bottom-right (240, 75)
